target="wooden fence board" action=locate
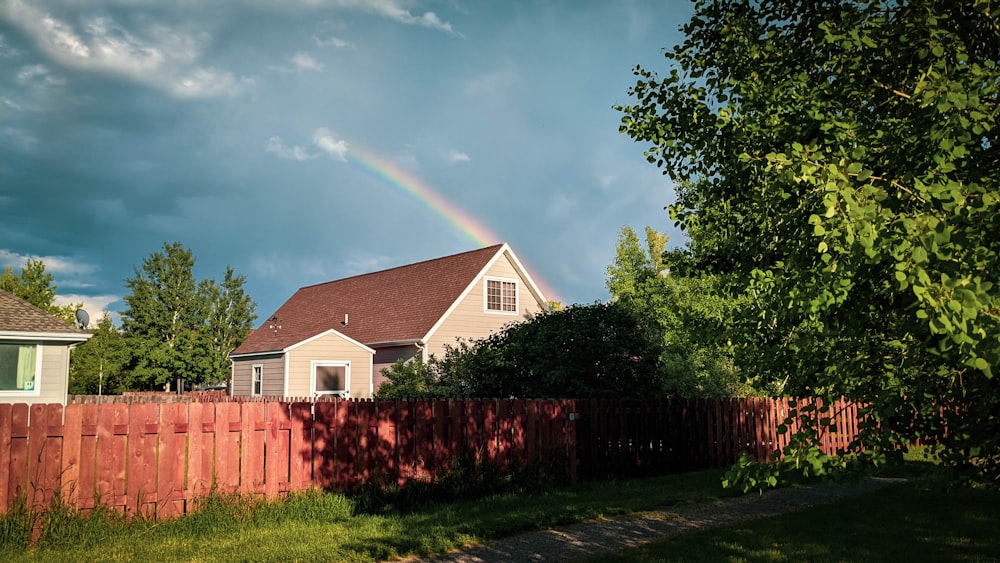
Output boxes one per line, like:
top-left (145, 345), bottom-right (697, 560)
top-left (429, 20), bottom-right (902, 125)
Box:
top-left (0, 405), bottom-right (11, 513)
top-left (126, 402), bottom-right (158, 517)
top-left (186, 402), bottom-right (213, 499)
top-left (214, 402), bottom-right (241, 494)
top-left (333, 400), bottom-right (356, 490)
top-left (265, 402), bottom-right (289, 499)
top-left (289, 402), bottom-right (313, 492)
top-left (240, 402), bottom-right (266, 496)
top-left (395, 400), bottom-right (415, 484)
top-left (311, 401), bottom-right (337, 490)
top-left (157, 403), bottom-right (187, 518)
top-left (375, 401), bottom-right (397, 483)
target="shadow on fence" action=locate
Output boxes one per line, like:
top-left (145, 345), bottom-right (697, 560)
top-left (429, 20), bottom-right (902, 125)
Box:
top-left (1, 396), bottom-right (863, 520)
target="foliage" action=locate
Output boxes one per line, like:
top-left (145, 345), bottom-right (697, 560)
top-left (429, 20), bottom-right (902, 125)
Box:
top-left (607, 226), bottom-right (755, 397)
top-left (68, 314), bottom-right (130, 395)
top-left (378, 302), bottom-right (664, 399)
top-left (119, 242), bottom-right (256, 390)
top-left (0, 259), bottom-right (81, 325)
top-left (374, 355), bottom-right (451, 399)
top-left (618, 0), bottom-right (1000, 484)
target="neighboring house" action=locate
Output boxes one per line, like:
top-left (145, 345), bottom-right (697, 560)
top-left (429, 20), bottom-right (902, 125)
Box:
top-left (230, 243), bottom-right (549, 399)
top-left (0, 290), bottom-right (91, 405)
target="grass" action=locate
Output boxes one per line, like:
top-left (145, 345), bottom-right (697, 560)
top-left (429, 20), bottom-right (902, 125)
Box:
top-left (0, 470), bottom-right (735, 562)
top-left (586, 454), bottom-right (1000, 562)
top-left (3, 452), bottom-right (997, 562)
top-left (585, 481), bottom-right (1000, 562)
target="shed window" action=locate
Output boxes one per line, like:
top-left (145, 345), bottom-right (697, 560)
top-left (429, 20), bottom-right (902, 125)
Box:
top-left (0, 343), bottom-right (39, 392)
top-left (312, 361), bottom-right (351, 398)
top-left (252, 364), bottom-right (263, 396)
top-left (486, 279), bottom-right (517, 313)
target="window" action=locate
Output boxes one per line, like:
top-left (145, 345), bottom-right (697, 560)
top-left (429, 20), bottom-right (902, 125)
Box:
top-left (486, 278), bottom-right (518, 313)
top-left (312, 361), bottom-right (350, 398)
top-left (0, 343), bottom-right (40, 392)
top-left (251, 364), bottom-right (263, 396)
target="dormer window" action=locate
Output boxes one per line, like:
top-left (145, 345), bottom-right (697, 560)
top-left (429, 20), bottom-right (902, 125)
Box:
top-left (486, 278), bottom-right (518, 313)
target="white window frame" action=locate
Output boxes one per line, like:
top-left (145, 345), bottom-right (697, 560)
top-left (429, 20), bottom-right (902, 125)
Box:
top-left (484, 277), bottom-right (519, 314)
top-left (251, 364), bottom-right (263, 396)
top-left (0, 342), bottom-right (43, 397)
top-left (310, 360), bottom-right (351, 398)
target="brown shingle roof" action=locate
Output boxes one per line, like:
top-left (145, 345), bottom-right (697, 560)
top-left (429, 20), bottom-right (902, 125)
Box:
top-left (232, 244), bottom-right (506, 356)
top-left (0, 289), bottom-right (90, 337)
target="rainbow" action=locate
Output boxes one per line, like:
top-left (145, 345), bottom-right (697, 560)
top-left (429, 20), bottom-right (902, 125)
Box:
top-left (346, 145), bottom-right (561, 303)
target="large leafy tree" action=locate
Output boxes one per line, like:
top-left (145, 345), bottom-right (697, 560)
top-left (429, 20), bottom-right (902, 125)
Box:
top-left (69, 313), bottom-right (129, 395)
top-left (0, 258), bottom-right (81, 325)
top-left (121, 243), bottom-right (256, 390)
top-left (607, 226), bottom-right (753, 397)
top-left (618, 0), bottom-right (999, 482)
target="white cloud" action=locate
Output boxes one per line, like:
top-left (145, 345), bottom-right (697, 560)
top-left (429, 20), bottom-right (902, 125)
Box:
top-left (312, 127), bottom-right (349, 161)
top-left (0, 249), bottom-right (97, 276)
top-left (15, 64), bottom-right (65, 88)
top-left (54, 294), bottom-right (120, 327)
top-left (265, 128), bottom-right (351, 161)
top-left (337, 0), bottom-right (458, 34)
top-left (314, 35), bottom-right (350, 48)
top-left (3, 1), bottom-right (252, 99)
top-left (445, 149), bottom-right (470, 164)
top-left (290, 51), bottom-right (324, 71)
top-left (265, 136), bottom-right (318, 161)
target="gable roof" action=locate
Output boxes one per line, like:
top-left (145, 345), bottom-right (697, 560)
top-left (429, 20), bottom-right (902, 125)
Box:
top-left (0, 289), bottom-right (91, 341)
top-left (232, 243), bottom-right (546, 357)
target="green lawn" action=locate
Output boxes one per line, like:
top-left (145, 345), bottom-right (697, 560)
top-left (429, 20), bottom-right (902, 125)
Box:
top-left (585, 479), bottom-right (1000, 562)
top-left (2, 456), bottom-right (997, 562)
top-left (0, 470), bottom-right (734, 562)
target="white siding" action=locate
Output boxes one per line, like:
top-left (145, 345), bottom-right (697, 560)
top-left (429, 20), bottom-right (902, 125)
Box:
top-left (287, 334), bottom-right (374, 398)
top-left (424, 252), bottom-right (546, 358)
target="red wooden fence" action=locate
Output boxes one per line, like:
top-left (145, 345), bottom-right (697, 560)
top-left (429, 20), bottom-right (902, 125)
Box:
top-left (0, 397), bottom-right (862, 519)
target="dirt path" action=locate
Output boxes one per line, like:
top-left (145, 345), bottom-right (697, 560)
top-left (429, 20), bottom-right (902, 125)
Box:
top-left (404, 477), bottom-right (903, 562)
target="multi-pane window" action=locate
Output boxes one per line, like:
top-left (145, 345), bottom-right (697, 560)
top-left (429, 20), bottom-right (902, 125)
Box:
top-left (486, 279), bottom-right (517, 313)
top-left (0, 343), bottom-right (38, 392)
top-left (252, 364), bottom-right (263, 396)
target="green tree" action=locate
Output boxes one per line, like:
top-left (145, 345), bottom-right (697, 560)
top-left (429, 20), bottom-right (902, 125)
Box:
top-left (0, 258), bottom-right (80, 324)
top-left (69, 314), bottom-right (129, 394)
top-left (378, 302), bottom-right (664, 399)
top-left (205, 266), bottom-right (257, 385)
top-left (607, 226), bottom-right (752, 397)
top-left (618, 0), bottom-right (1000, 482)
top-left (121, 243), bottom-right (256, 390)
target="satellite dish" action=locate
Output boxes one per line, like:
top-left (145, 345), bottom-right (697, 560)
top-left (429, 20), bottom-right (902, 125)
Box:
top-left (75, 309), bottom-right (90, 330)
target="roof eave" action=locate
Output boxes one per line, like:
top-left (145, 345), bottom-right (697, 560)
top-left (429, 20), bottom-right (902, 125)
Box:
top-left (0, 331), bottom-right (92, 343)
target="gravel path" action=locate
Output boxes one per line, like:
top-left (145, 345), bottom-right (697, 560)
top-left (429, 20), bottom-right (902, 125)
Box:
top-left (405, 477), bottom-right (904, 563)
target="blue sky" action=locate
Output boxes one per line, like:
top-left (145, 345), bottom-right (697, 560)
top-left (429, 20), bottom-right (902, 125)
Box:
top-left (1, 0), bottom-right (691, 323)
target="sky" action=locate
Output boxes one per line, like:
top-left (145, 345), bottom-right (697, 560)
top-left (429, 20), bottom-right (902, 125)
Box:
top-left (0, 0), bottom-right (692, 325)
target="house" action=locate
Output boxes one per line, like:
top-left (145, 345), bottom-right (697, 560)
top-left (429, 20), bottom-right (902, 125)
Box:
top-left (0, 289), bottom-right (91, 405)
top-left (230, 243), bottom-right (549, 398)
